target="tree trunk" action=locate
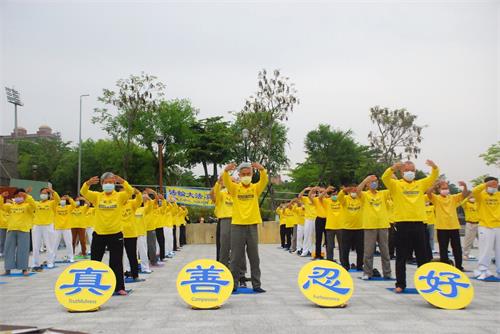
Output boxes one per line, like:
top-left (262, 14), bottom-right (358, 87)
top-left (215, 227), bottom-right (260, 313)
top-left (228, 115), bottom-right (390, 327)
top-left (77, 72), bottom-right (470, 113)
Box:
top-left (211, 163), bottom-right (218, 187)
top-left (202, 161), bottom-right (210, 187)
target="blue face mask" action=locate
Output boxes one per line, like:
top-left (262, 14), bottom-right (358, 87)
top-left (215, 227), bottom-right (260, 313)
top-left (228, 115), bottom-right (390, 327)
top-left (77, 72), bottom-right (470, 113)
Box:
top-left (370, 181), bottom-right (378, 190)
top-left (331, 195), bottom-right (338, 201)
top-left (102, 183), bottom-right (115, 193)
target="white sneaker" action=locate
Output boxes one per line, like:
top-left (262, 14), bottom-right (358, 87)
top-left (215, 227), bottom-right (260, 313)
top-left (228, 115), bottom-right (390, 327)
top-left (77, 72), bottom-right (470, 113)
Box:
top-left (69, 258), bottom-right (75, 263)
top-left (476, 272), bottom-right (490, 280)
top-left (47, 263), bottom-right (54, 269)
top-left (362, 275), bottom-right (370, 280)
top-left (300, 251), bottom-right (311, 257)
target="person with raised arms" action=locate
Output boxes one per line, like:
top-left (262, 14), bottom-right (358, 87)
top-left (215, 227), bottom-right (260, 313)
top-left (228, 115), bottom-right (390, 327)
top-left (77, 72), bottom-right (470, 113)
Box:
top-left (32, 186), bottom-right (60, 270)
top-left (319, 186), bottom-right (343, 262)
top-left (211, 175), bottom-right (234, 268)
top-left (356, 175), bottom-right (392, 280)
top-left (1, 189), bottom-right (36, 276)
top-left (461, 195), bottom-right (479, 260)
top-left (142, 188), bottom-right (161, 267)
top-left (298, 187), bottom-right (316, 257)
top-left (135, 190), bottom-right (154, 273)
top-left (69, 196), bottom-right (89, 258)
top-left (223, 161), bottom-right (268, 293)
top-left (121, 187), bottom-right (143, 282)
top-left (309, 186), bottom-right (327, 259)
top-left (381, 160), bottom-right (439, 293)
top-left (80, 172), bottom-right (133, 296)
top-left (472, 176), bottom-right (500, 279)
top-left (53, 195), bottom-right (76, 264)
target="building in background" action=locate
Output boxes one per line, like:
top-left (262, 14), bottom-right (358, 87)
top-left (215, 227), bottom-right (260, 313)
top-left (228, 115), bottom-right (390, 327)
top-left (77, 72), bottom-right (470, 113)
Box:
top-left (0, 124), bottom-right (61, 141)
top-left (0, 140), bottom-right (18, 186)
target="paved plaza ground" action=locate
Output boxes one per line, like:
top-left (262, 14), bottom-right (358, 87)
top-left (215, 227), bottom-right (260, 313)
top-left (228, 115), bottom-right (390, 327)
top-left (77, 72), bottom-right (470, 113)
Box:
top-left (0, 244), bottom-right (499, 334)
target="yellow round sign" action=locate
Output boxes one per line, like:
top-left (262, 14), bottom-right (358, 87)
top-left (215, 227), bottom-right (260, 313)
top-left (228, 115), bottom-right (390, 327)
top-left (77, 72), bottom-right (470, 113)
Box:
top-left (176, 259), bottom-right (234, 309)
top-left (298, 260), bottom-right (354, 307)
top-left (54, 260), bottom-right (116, 312)
top-left (414, 262), bottom-right (474, 310)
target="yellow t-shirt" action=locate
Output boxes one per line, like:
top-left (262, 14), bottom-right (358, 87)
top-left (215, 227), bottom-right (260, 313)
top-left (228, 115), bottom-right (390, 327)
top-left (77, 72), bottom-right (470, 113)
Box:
top-left (162, 203), bottom-right (174, 228)
top-left (425, 203), bottom-right (436, 225)
top-left (283, 207), bottom-right (295, 228)
top-left (2, 195), bottom-right (36, 232)
top-left (223, 169), bottom-right (268, 225)
top-left (33, 192), bottom-right (60, 226)
top-left (360, 190), bottom-right (390, 229)
top-left (338, 191), bottom-right (363, 230)
top-left (55, 205), bottom-right (74, 230)
top-left (461, 200), bottom-right (479, 223)
top-left (214, 182), bottom-right (233, 219)
top-left (312, 197), bottom-right (327, 219)
top-left (122, 195), bottom-right (143, 238)
top-left (322, 197), bottom-right (343, 230)
top-left (0, 195), bottom-right (7, 229)
top-left (294, 206), bottom-right (305, 226)
top-left (85, 207), bottom-right (95, 228)
top-left (135, 201), bottom-right (153, 236)
top-left (430, 193), bottom-right (462, 230)
top-left (276, 208), bottom-right (285, 225)
top-left (70, 204), bottom-right (89, 229)
top-left (381, 166), bottom-right (439, 222)
top-left (80, 181), bottom-right (134, 235)
top-left (472, 183), bottom-right (500, 228)
top-left (153, 203), bottom-right (165, 229)
top-left (145, 201), bottom-right (158, 231)
top-left (300, 197), bottom-right (317, 220)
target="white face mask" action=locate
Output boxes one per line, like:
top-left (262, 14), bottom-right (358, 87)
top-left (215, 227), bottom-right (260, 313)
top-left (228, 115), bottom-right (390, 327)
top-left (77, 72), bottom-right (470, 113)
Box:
top-left (102, 183), bottom-right (115, 193)
top-left (487, 187), bottom-right (498, 194)
top-left (240, 176), bottom-right (252, 185)
top-left (14, 197), bottom-right (24, 204)
top-left (440, 189), bottom-right (450, 196)
top-left (403, 171), bottom-right (415, 181)
top-left (60, 200), bottom-right (66, 207)
top-left (40, 193), bottom-right (49, 201)
top-left (350, 192), bottom-right (358, 199)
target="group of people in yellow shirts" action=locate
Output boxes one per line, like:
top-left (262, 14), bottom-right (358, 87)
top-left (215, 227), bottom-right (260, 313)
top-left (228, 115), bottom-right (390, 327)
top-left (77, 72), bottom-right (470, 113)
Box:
top-left (0, 172), bottom-right (189, 296)
top-left (276, 160), bottom-right (500, 292)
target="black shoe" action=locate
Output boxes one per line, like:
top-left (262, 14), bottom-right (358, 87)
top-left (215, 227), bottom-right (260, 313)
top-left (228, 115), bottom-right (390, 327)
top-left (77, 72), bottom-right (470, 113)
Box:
top-left (239, 278), bottom-right (247, 288)
top-left (313, 256), bottom-right (324, 260)
top-left (350, 263), bottom-right (356, 269)
top-left (297, 249), bottom-right (302, 256)
top-left (373, 268), bottom-right (381, 278)
top-left (253, 287), bottom-right (266, 293)
top-left (124, 271), bottom-right (131, 278)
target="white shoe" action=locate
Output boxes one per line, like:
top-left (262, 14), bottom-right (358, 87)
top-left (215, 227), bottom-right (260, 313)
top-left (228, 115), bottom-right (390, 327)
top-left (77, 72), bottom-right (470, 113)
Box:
top-left (47, 263), bottom-right (54, 269)
top-left (476, 272), bottom-right (491, 280)
top-left (69, 259), bottom-right (75, 263)
top-left (362, 275), bottom-right (370, 280)
top-left (300, 251), bottom-right (311, 257)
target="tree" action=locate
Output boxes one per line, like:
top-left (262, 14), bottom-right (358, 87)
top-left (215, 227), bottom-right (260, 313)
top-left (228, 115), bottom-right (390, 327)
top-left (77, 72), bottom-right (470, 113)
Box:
top-left (93, 72), bottom-right (166, 177)
top-left (480, 141), bottom-right (500, 169)
top-left (368, 106), bottom-right (425, 165)
top-left (471, 174), bottom-right (490, 187)
top-left (186, 117), bottom-right (235, 187)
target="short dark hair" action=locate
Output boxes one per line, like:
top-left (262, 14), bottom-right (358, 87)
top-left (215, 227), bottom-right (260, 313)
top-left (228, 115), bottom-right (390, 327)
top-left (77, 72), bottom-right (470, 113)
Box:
top-left (13, 188), bottom-right (25, 195)
top-left (485, 176), bottom-right (498, 183)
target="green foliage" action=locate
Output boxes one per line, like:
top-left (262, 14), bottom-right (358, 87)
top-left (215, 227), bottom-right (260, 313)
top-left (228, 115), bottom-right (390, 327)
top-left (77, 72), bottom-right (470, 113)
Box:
top-left (480, 141), bottom-right (500, 169)
top-left (368, 106), bottom-right (425, 165)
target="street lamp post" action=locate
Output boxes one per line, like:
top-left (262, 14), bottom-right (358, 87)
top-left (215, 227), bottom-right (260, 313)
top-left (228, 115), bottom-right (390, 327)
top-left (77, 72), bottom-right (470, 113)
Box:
top-left (5, 87), bottom-right (23, 137)
top-left (156, 136), bottom-right (165, 195)
top-left (77, 94), bottom-right (89, 195)
top-left (242, 128), bottom-right (249, 162)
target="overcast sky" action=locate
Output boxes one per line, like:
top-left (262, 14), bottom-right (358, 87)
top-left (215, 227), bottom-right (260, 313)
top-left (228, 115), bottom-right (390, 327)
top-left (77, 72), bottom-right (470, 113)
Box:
top-left (0, 0), bottom-right (499, 184)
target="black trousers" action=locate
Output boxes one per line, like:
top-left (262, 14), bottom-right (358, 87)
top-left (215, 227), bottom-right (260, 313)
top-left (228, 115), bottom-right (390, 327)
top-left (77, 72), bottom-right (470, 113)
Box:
top-left (340, 229), bottom-right (363, 270)
top-left (314, 217), bottom-right (326, 258)
top-left (279, 224), bottom-right (286, 248)
top-left (180, 225), bottom-right (186, 246)
top-left (424, 225), bottom-right (433, 262)
top-left (388, 224), bottom-right (396, 258)
top-left (173, 226), bottom-right (178, 251)
top-left (91, 232), bottom-right (125, 292)
top-left (437, 229), bottom-right (463, 270)
top-left (124, 237), bottom-right (139, 279)
top-left (394, 222), bottom-right (428, 289)
top-left (216, 220), bottom-right (221, 260)
top-left (285, 227), bottom-right (293, 249)
top-left (155, 228), bottom-right (165, 259)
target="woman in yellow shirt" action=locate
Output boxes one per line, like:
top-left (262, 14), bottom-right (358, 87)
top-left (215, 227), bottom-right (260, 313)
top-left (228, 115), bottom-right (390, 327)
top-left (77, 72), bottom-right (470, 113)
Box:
top-left (461, 196), bottom-right (479, 260)
top-left (54, 195), bottom-right (76, 263)
top-left (135, 192), bottom-right (154, 273)
top-left (69, 197), bottom-right (89, 257)
top-left (1, 189), bottom-right (36, 276)
top-left (319, 186), bottom-right (343, 262)
top-left (80, 173), bottom-right (133, 296)
top-left (84, 206), bottom-right (95, 257)
top-left (121, 188), bottom-right (143, 281)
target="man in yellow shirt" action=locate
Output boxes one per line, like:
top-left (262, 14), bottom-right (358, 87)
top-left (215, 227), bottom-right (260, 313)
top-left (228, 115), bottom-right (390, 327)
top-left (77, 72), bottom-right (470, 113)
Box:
top-left (135, 191), bottom-right (154, 273)
top-left (298, 187), bottom-right (316, 257)
top-left (211, 176), bottom-right (234, 268)
top-left (427, 181), bottom-right (466, 271)
top-left (291, 199), bottom-right (305, 255)
top-left (357, 175), bottom-right (392, 280)
top-left (381, 160), bottom-right (439, 293)
top-left (121, 188), bottom-right (143, 282)
top-left (309, 186), bottom-right (327, 259)
top-left (32, 187), bottom-right (60, 270)
top-left (338, 185), bottom-right (363, 271)
top-left (461, 196), bottom-right (479, 260)
top-left (319, 186), bottom-right (343, 262)
top-left (81, 172), bottom-right (133, 296)
top-left (424, 195), bottom-right (436, 261)
top-left (69, 197), bottom-right (89, 257)
top-left (276, 204), bottom-right (287, 249)
top-left (223, 161), bottom-right (268, 293)
top-left (53, 195), bottom-right (76, 263)
top-left (472, 177), bottom-right (500, 279)
top-left (1, 189), bottom-right (36, 276)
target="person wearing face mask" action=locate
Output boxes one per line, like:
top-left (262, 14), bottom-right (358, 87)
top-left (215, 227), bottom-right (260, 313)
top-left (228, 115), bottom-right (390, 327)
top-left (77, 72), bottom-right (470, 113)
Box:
top-left (135, 190), bottom-right (154, 273)
top-left (142, 189), bottom-right (161, 267)
top-left (223, 161), bottom-right (268, 293)
top-left (53, 195), bottom-right (76, 263)
top-left (309, 186), bottom-right (327, 259)
top-left (337, 185), bottom-right (363, 271)
top-left (461, 195), bottom-right (479, 260)
top-left (163, 197), bottom-right (175, 259)
top-left (80, 172), bottom-right (134, 296)
top-left (319, 186), bottom-right (343, 262)
top-left (381, 160), bottom-right (439, 293)
top-left (427, 181), bottom-right (467, 271)
top-left (291, 199), bottom-right (305, 255)
top-left (211, 176), bottom-right (234, 267)
top-left (1, 189), bottom-right (36, 276)
top-left (32, 187), bottom-right (60, 270)
top-left (357, 175), bottom-right (392, 280)
top-left (69, 197), bottom-right (89, 257)
top-left (153, 194), bottom-right (167, 262)
top-left (472, 176), bottom-right (500, 280)
top-left (298, 187), bottom-right (316, 257)
top-left (120, 188), bottom-right (143, 282)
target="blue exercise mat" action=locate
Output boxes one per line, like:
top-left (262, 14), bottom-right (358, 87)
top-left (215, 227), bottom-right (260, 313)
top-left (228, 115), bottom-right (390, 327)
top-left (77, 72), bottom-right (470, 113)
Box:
top-left (358, 277), bottom-right (396, 281)
top-left (3, 272), bottom-right (36, 277)
top-left (0, 281), bottom-right (7, 284)
top-left (464, 258), bottom-right (478, 262)
top-left (472, 276), bottom-right (500, 282)
top-left (124, 277), bottom-right (146, 283)
top-left (385, 287), bottom-right (419, 294)
top-left (113, 288), bottom-right (133, 296)
top-left (232, 287), bottom-right (257, 295)
top-left (140, 271), bottom-right (153, 274)
top-left (54, 260), bottom-right (72, 264)
top-left (41, 264), bottom-right (58, 269)
top-left (348, 269), bottom-right (363, 272)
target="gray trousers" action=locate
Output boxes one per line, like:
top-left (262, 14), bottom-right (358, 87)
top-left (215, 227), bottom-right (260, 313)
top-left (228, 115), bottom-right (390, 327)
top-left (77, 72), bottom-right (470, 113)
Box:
top-left (4, 230), bottom-right (30, 271)
top-left (146, 230), bottom-right (157, 265)
top-left (363, 228), bottom-right (391, 277)
top-left (230, 224), bottom-right (261, 289)
top-left (326, 229), bottom-right (342, 261)
top-left (0, 228), bottom-right (7, 254)
top-left (219, 218), bottom-right (232, 268)
top-left (290, 225), bottom-right (298, 252)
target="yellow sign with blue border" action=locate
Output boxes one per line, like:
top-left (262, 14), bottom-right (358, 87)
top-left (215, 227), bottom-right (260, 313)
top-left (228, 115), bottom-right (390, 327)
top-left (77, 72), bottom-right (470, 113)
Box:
top-left (54, 260), bottom-right (116, 312)
top-left (414, 262), bottom-right (474, 310)
top-left (176, 259), bottom-right (233, 309)
top-left (166, 187), bottom-right (213, 207)
top-left (298, 260), bottom-right (354, 307)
